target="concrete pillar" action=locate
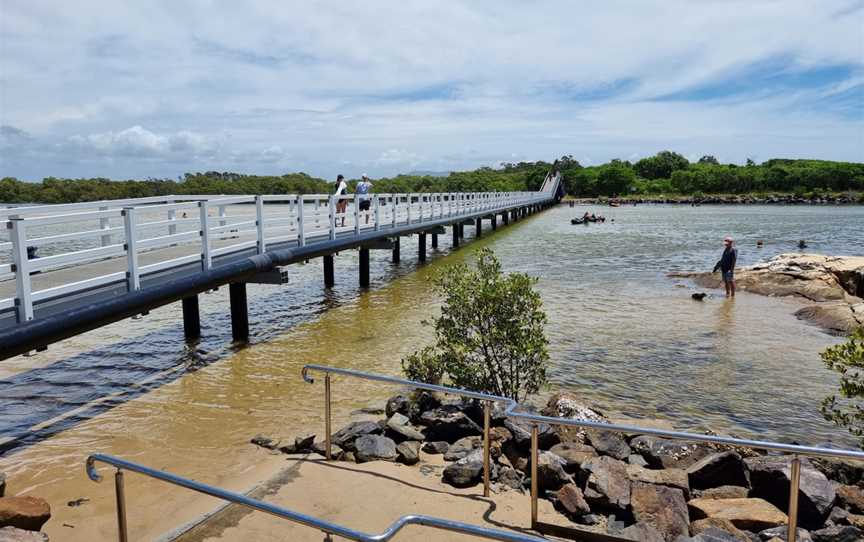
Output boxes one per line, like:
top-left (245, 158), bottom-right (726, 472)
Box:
top-left (392, 237), bottom-right (401, 263)
top-left (359, 247), bottom-right (370, 288)
top-left (490, 215), bottom-right (497, 230)
top-left (182, 295), bottom-right (200, 342)
top-left (432, 233), bottom-right (438, 249)
top-left (475, 217), bottom-right (482, 238)
top-left (323, 255), bottom-right (335, 287)
top-left (418, 233), bottom-right (427, 262)
top-left (503, 212), bottom-right (509, 225)
top-left (229, 282), bottom-right (249, 342)
top-left (452, 225), bottom-right (460, 248)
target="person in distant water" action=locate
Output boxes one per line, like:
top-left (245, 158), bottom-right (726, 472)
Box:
top-left (713, 236), bottom-right (738, 298)
top-left (356, 174), bottom-right (373, 224)
top-left (334, 174), bottom-right (348, 226)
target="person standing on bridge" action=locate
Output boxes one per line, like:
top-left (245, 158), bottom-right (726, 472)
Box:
top-left (356, 174), bottom-right (373, 224)
top-left (334, 174), bottom-right (348, 226)
top-left (713, 236), bottom-right (738, 298)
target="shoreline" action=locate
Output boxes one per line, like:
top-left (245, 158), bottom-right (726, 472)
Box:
top-left (565, 193), bottom-right (863, 205)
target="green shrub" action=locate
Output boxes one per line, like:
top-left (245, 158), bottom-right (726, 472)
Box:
top-left (821, 329), bottom-right (864, 449)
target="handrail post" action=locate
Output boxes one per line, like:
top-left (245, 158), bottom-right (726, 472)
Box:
top-left (9, 217), bottom-right (33, 323)
top-left (325, 373), bottom-right (332, 461)
top-left (218, 205), bottom-right (227, 227)
top-left (100, 206), bottom-right (111, 246)
top-left (530, 424), bottom-right (539, 528)
top-left (329, 195), bottom-right (337, 241)
top-left (354, 194), bottom-right (360, 235)
top-left (374, 195), bottom-right (381, 231)
top-left (255, 195), bottom-right (265, 254)
top-left (407, 194), bottom-right (413, 224)
top-left (788, 456), bottom-right (800, 542)
top-left (199, 201), bottom-right (211, 271)
top-left (115, 469), bottom-right (129, 542)
top-left (483, 401), bottom-right (491, 497)
top-left (297, 196), bottom-right (306, 247)
top-left (167, 199), bottom-right (177, 237)
top-left (392, 195), bottom-right (398, 227)
top-left (122, 208), bottom-right (140, 292)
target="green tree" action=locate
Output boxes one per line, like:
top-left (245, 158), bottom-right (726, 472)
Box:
top-left (401, 248), bottom-right (549, 401)
top-left (698, 155), bottom-right (719, 165)
top-left (597, 161), bottom-right (636, 195)
top-left (634, 151), bottom-right (690, 180)
top-left (820, 329), bottom-right (864, 449)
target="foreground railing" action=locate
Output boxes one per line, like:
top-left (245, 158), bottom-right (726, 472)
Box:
top-left (301, 364), bottom-right (864, 542)
top-left (86, 453), bottom-right (546, 542)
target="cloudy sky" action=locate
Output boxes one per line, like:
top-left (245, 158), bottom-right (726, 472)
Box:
top-left (1, 1), bottom-right (862, 181)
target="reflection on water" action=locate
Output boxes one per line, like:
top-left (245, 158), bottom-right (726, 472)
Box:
top-left (0, 204), bottom-right (862, 540)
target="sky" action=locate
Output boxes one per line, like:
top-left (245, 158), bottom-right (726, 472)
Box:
top-left (0, 0), bottom-right (863, 181)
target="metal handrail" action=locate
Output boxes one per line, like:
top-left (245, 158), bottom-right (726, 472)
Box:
top-left (302, 364), bottom-right (864, 542)
top-left (86, 453), bottom-right (546, 542)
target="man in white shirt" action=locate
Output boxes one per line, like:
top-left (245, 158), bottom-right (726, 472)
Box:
top-left (334, 174), bottom-right (348, 226)
top-left (356, 174), bottom-right (373, 224)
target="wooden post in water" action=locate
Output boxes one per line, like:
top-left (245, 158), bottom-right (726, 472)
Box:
top-left (392, 237), bottom-right (401, 263)
top-left (182, 295), bottom-right (200, 341)
top-left (502, 212), bottom-right (509, 225)
top-left (431, 233), bottom-right (438, 249)
top-left (490, 215), bottom-right (497, 230)
top-left (323, 255), bottom-right (335, 287)
top-left (475, 217), bottom-right (482, 238)
top-left (359, 248), bottom-right (370, 288)
top-left (418, 233), bottom-right (427, 262)
top-left (229, 282), bottom-right (249, 342)
top-left (452, 225), bottom-right (460, 248)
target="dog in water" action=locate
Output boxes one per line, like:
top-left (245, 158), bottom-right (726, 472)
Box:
top-left (691, 292), bottom-right (707, 301)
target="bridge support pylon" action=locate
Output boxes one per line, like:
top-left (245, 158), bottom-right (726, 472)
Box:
top-left (323, 255), bottom-right (335, 287)
top-left (229, 282), bottom-right (249, 342)
top-left (452, 225), bottom-right (460, 248)
top-left (418, 233), bottom-right (427, 262)
top-left (392, 237), bottom-right (400, 263)
top-left (182, 295), bottom-right (200, 342)
top-left (475, 217), bottom-right (482, 238)
top-left (431, 233), bottom-right (438, 249)
top-left (359, 248), bottom-right (370, 288)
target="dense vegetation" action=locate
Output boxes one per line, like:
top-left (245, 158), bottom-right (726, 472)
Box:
top-left (1, 152), bottom-right (862, 204)
top-left (821, 329), bottom-right (864, 449)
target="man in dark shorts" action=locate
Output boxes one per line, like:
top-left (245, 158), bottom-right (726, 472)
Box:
top-left (713, 236), bottom-right (738, 298)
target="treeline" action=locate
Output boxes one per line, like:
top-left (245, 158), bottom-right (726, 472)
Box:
top-left (1, 152), bottom-right (862, 204)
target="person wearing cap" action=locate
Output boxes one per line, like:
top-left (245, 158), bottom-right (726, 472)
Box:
top-left (334, 174), bottom-right (349, 226)
top-left (355, 174), bottom-right (373, 224)
top-left (713, 236), bottom-right (738, 297)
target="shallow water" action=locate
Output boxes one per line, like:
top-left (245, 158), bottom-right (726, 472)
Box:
top-left (0, 203), bottom-right (862, 539)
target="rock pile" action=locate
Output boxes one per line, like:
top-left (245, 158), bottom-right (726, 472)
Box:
top-left (252, 391), bottom-right (864, 541)
top-left (0, 473), bottom-right (51, 541)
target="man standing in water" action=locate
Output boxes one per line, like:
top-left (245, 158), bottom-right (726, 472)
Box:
top-left (713, 236), bottom-right (738, 297)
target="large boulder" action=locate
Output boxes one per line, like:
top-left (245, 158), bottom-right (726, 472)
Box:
top-left (503, 418), bottom-right (559, 450)
top-left (745, 456), bottom-right (836, 528)
top-left (385, 413), bottom-right (426, 442)
top-left (690, 518), bottom-right (751, 542)
top-left (331, 421), bottom-right (382, 451)
top-left (687, 497), bottom-right (787, 532)
top-left (0, 527), bottom-right (49, 542)
top-left (0, 474), bottom-right (4, 498)
top-left (501, 441), bottom-right (529, 473)
top-left (626, 464), bottom-right (690, 498)
top-left (407, 391), bottom-right (441, 424)
top-left (0, 497), bottom-right (51, 531)
top-left (497, 466), bottom-right (525, 491)
top-left (444, 436), bottom-right (482, 461)
top-left (630, 436), bottom-right (711, 469)
top-left (620, 522), bottom-right (665, 542)
top-left (540, 392), bottom-right (607, 443)
top-left (581, 456), bottom-right (631, 514)
top-left (354, 435), bottom-right (398, 463)
top-left (535, 452), bottom-right (573, 491)
top-left (585, 429), bottom-right (631, 460)
top-left (488, 427), bottom-right (512, 459)
top-left (549, 442), bottom-right (597, 473)
top-left (757, 526), bottom-right (813, 541)
top-left (630, 482), bottom-right (689, 541)
top-left (385, 394), bottom-right (411, 418)
top-left (694, 486), bottom-right (749, 500)
top-left (556, 483), bottom-right (590, 517)
top-left (443, 449), bottom-right (489, 488)
top-left (419, 406), bottom-right (482, 443)
top-left (836, 484), bottom-right (864, 514)
top-left (294, 433), bottom-right (316, 451)
top-left (396, 441), bottom-right (421, 465)
top-left (811, 524), bottom-right (863, 542)
top-left (687, 452), bottom-right (749, 490)
top-left (811, 457), bottom-right (864, 486)
top-left (311, 441), bottom-right (344, 460)
top-left (689, 528), bottom-right (751, 542)
top-left (421, 441), bottom-right (449, 455)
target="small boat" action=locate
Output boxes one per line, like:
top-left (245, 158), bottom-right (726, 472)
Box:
top-left (609, 202), bottom-right (620, 207)
top-left (570, 217), bottom-right (585, 225)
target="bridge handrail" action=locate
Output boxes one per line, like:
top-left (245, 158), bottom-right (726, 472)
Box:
top-left (85, 453), bottom-right (546, 542)
top-left (301, 364), bottom-right (864, 542)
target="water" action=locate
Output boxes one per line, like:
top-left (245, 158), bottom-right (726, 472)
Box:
top-left (0, 203), bottom-right (862, 540)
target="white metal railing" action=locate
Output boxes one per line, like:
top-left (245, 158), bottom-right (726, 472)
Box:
top-left (1, 189), bottom-right (554, 322)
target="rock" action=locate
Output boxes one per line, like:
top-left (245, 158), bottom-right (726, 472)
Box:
top-left (620, 521), bottom-right (666, 542)
top-left (607, 514), bottom-right (627, 534)
top-left (396, 441), bottom-right (421, 465)
top-left (501, 441), bottom-right (529, 473)
top-left (631, 436), bottom-right (712, 469)
top-left (690, 518), bottom-right (751, 542)
top-left (497, 466), bottom-right (524, 491)
top-left (629, 454), bottom-right (649, 468)
top-left (794, 304), bottom-right (864, 334)
top-left (536, 452), bottom-right (573, 491)
top-left (540, 392), bottom-right (607, 443)
top-left (385, 413), bottom-right (426, 442)
top-left (549, 442), bottom-right (597, 472)
top-left (419, 407), bottom-right (482, 443)
top-left (556, 483), bottom-right (591, 517)
top-left (694, 486), bottom-right (750, 500)
top-left (687, 497), bottom-right (787, 531)
top-left (757, 526), bottom-right (813, 541)
top-left (630, 482), bottom-right (689, 541)
top-left (745, 456), bottom-right (836, 528)
top-left (342, 451), bottom-right (356, 463)
top-left (278, 443), bottom-right (297, 454)
top-left (811, 457), bottom-right (864, 486)
top-left (408, 391), bottom-right (441, 424)
top-left (837, 484), bottom-right (864, 514)
top-left (444, 436), bottom-right (482, 461)
top-left (250, 435), bottom-right (277, 450)
top-left (828, 505), bottom-right (850, 525)
top-left (0, 497), bottom-right (51, 531)
top-left (687, 452), bottom-right (749, 490)
top-left (422, 441), bottom-right (449, 455)
top-left (311, 441), bottom-right (344, 459)
top-left (353, 435), bottom-right (398, 463)
top-left (586, 429), bottom-right (632, 460)
top-left (627, 464), bottom-right (690, 498)
top-left (488, 426), bottom-right (512, 458)
top-left (811, 524), bottom-right (863, 541)
top-left (582, 456), bottom-right (631, 514)
top-left (503, 418), bottom-right (560, 450)
top-left (294, 433), bottom-right (315, 451)
top-left (690, 527), bottom-right (751, 542)
top-left (385, 394), bottom-right (411, 418)
top-left (0, 474), bottom-right (4, 498)
top-left (331, 421), bottom-right (382, 451)
top-left (577, 513), bottom-right (602, 526)
top-left (443, 449), bottom-right (487, 488)
top-left (0, 527), bottom-right (49, 542)
top-left (848, 513), bottom-right (864, 529)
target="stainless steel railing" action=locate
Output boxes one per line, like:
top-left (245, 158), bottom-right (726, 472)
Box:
top-left (86, 453), bottom-right (547, 542)
top-left (302, 364), bottom-right (864, 542)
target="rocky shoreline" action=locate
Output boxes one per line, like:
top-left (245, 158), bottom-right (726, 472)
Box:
top-left (671, 254), bottom-right (864, 334)
top-left (0, 473), bottom-right (51, 541)
top-left (569, 194), bottom-right (863, 205)
top-left (252, 391), bottom-right (864, 542)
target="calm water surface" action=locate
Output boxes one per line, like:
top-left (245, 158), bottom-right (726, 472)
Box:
top-left (0, 203), bottom-right (862, 539)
